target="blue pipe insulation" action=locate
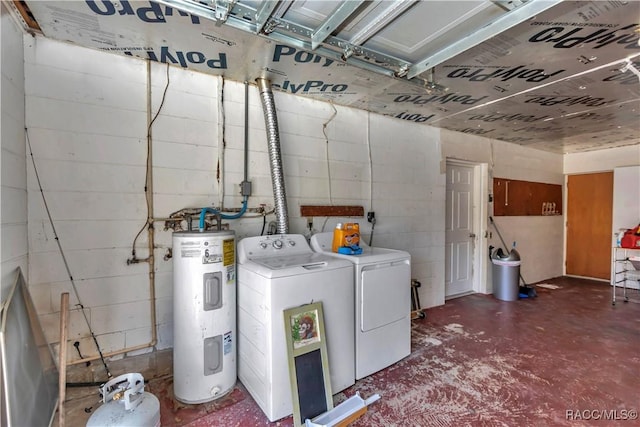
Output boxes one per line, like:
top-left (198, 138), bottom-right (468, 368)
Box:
top-left (199, 197), bottom-right (248, 231)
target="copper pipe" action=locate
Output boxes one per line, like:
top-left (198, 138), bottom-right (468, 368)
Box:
top-left (58, 293), bottom-right (69, 425)
top-left (66, 342), bottom-right (155, 366)
top-left (145, 60), bottom-right (158, 350)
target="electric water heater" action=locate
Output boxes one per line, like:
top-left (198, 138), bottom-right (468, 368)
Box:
top-left (172, 230), bottom-right (236, 404)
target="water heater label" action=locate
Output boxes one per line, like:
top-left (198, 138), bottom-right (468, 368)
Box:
top-left (180, 240), bottom-right (200, 258)
top-left (226, 265), bottom-right (236, 284)
top-left (223, 331), bottom-right (232, 355)
top-left (223, 238), bottom-right (235, 266)
top-left (202, 239), bottom-right (223, 264)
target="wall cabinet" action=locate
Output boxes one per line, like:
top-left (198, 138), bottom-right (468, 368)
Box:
top-left (611, 247), bottom-right (640, 305)
top-left (493, 178), bottom-right (562, 216)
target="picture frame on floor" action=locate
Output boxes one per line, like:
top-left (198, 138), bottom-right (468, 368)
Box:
top-left (283, 302), bottom-right (333, 427)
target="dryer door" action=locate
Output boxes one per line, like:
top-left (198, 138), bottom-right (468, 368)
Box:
top-left (360, 261), bottom-right (411, 331)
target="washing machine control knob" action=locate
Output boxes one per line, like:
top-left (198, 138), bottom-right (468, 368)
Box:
top-left (288, 240), bottom-right (296, 246)
top-left (259, 242), bottom-right (268, 249)
top-left (272, 240), bottom-right (284, 249)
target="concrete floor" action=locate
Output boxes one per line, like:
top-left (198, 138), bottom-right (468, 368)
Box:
top-left (63, 276), bottom-right (640, 426)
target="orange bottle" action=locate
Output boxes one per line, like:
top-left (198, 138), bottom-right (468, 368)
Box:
top-left (332, 223), bottom-right (344, 252)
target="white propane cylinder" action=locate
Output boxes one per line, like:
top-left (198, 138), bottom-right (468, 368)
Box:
top-left (172, 230), bottom-right (236, 404)
top-left (86, 373), bottom-right (160, 427)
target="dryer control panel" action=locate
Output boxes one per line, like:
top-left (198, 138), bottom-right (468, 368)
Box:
top-left (237, 234), bottom-right (312, 263)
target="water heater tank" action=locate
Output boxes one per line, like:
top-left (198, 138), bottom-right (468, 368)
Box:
top-left (172, 230), bottom-right (236, 404)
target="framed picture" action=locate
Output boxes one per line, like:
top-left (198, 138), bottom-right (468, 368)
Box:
top-left (283, 302), bottom-right (333, 427)
top-left (290, 307), bottom-right (321, 349)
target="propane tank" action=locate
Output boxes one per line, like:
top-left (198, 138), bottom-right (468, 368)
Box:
top-left (86, 373), bottom-right (160, 427)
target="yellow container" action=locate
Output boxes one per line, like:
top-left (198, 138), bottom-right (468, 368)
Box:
top-left (332, 223), bottom-right (344, 253)
top-left (332, 223), bottom-right (360, 252)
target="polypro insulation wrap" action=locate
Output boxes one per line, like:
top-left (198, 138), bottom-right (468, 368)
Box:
top-left (256, 78), bottom-right (289, 234)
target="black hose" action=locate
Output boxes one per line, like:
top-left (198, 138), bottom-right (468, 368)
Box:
top-left (66, 381), bottom-right (108, 388)
top-left (368, 218), bottom-right (376, 246)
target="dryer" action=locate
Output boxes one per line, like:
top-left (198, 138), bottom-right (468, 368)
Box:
top-left (237, 234), bottom-right (355, 422)
top-left (310, 232), bottom-right (411, 380)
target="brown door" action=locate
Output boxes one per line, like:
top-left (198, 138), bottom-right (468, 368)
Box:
top-left (566, 172), bottom-right (613, 279)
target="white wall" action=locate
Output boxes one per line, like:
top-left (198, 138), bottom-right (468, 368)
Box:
top-left (24, 36), bottom-right (444, 361)
top-left (613, 166), bottom-right (640, 241)
top-left (367, 113), bottom-right (443, 307)
top-left (25, 36), bottom-right (156, 359)
top-left (564, 144), bottom-right (640, 174)
top-left (23, 35), bottom-right (573, 360)
top-left (441, 129), bottom-right (565, 287)
top-left (1, 4), bottom-right (27, 302)
top-left (21, 35), bottom-right (574, 360)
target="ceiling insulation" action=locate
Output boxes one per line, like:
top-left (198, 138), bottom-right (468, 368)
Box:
top-left (13, 0), bottom-right (640, 154)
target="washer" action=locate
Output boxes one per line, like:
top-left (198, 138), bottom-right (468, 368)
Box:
top-left (237, 234), bottom-right (355, 422)
top-left (310, 232), bottom-right (411, 380)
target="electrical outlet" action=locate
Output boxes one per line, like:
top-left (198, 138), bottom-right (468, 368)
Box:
top-left (367, 211), bottom-right (375, 223)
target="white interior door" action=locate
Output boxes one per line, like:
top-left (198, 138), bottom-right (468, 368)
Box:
top-left (445, 162), bottom-right (475, 298)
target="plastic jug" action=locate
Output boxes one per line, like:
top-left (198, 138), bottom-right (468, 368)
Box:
top-left (332, 223), bottom-right (360, 253)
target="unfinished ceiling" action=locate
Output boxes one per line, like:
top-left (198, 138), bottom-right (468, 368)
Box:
top-left (11, 0), bottom-right (640, 154)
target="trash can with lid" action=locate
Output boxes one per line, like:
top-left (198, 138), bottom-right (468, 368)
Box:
top-left (491, 248), bottom-right (521, 301)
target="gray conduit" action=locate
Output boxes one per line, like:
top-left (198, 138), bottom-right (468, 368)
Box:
top-left (256, 78), bottom-right (289, 234)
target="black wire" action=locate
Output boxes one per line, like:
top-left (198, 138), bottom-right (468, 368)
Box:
top-left (261, 214), bottom-right (267, 236)
top-left (131, 62), bottom-right (171, 256)
top-left (26, 129), bottom-right (112, 378)
top-left (368, 218), bottom-right (376, 246)
top-left (67, 379), bottom-right (150, 388)
top-left (66, 381), bottom-right (108, 388)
